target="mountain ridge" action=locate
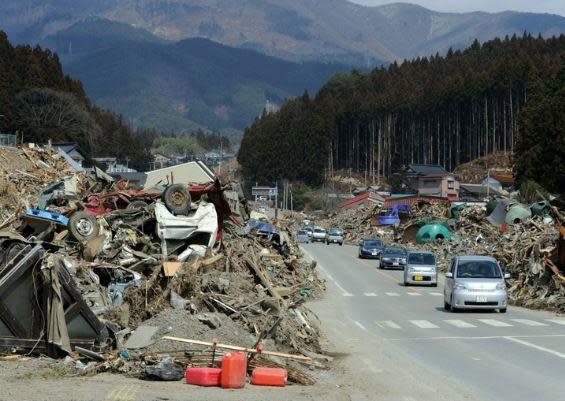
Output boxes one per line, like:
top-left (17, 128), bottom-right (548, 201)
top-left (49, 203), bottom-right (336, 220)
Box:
top-left (2, 0), bottom-right (565, 64)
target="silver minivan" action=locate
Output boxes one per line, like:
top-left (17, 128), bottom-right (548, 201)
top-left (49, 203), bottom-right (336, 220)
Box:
top-left (444, 256), bottom-right (510, 313)
top-left (404, 251), bottom-right (437, 286)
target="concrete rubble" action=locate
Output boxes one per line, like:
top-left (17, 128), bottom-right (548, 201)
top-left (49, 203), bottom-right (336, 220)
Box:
top-left (0, 144), bottom-right (325, 386)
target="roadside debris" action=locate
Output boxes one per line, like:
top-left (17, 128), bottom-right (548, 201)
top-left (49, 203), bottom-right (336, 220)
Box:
top-left (0, 144), bottom-right (325, 387)
top-left (322, 196), bottom-right (564, 312)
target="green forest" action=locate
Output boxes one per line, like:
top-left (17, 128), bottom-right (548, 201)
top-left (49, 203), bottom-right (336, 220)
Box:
top-left (0, 31), bottom-right (153, 170)
top-left (238, 34), bottom-right (565, 195)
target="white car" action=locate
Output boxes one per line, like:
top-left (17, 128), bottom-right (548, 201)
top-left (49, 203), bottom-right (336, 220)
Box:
top-left (312, 227), bottom-right (327, 243)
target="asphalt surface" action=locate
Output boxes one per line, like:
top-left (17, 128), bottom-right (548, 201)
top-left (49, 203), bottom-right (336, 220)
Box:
top-left (302, 242), bottom-right (565, 401)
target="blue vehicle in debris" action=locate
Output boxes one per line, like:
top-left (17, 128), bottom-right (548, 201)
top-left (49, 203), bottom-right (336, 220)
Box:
top-left (377, 205), bottom-right (411, 226)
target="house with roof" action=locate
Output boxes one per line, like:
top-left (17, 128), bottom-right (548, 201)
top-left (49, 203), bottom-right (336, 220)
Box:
top-left (406, 164), bottom-right (460, 202)
top-left (52, 142), bottom-right (87, 167)
top-left (340, 192), bottom-right (385, 211)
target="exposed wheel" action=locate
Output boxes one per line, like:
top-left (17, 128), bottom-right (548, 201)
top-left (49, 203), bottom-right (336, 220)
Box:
top-left (339, 242), bottom-right (343, 246)
top-left (69, 211), bottom-right (99, 241)
top-left (326, 241), bottom-right (329, 245)
top-left (403, 281), bottom-right (409, 287)
top-left (162, 184), bottom-right (191, 215)
top-left (127, 200), bottom-right (149, 210)
top-left (499, 308), bottom-right (507, 314)
top-left (431, 283), bottom-right (438, 287)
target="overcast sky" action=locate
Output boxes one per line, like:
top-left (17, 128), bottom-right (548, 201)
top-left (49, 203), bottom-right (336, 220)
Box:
top-left (349, 1), bottom-right (565, 16)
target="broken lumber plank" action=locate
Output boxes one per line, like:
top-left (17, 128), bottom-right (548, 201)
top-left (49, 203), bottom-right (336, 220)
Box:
top-left (162, 336), bottom-right (311, 362)
top-left (244, 257), bottom-right (287, 309)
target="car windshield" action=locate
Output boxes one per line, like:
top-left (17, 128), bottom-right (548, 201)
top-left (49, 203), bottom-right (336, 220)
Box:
top-left (457, 260), bottom-right (502, 278)
top-left (329, 229), bottom-right (342, 235)
top-left (314, 228), bottom-right (325, 233)
top-left (408, 253), bottom-right (435, 265)
top-left (384, 247), bottom-right (406, 256)
top-left (298, 230), bottom-right (307, 235)
top-left (364, 240), bottom-right (381, 248)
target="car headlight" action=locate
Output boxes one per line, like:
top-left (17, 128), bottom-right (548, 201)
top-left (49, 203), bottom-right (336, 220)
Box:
top-left (496, 283), bottom-right (506, 290)
top-left (454, 282), bottom-right (466, 290)
top-left (408, 267), bottom-right (416, 273)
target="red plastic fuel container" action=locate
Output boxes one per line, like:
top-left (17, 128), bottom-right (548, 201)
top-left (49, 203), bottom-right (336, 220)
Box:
top-left (220, 352), bottom-right (247, 389)
top-left (251, 367), bottom-right (288, 387)
top-left (185, 367), bottom-right (222, 387)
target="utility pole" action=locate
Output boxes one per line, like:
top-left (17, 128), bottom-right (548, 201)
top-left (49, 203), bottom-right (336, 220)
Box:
top-left (275, 181), bottom-right (278, 221)
top-left (290, 183), bottom-right (293, 212)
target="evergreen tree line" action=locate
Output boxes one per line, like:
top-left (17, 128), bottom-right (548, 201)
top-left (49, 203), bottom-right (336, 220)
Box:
top-left (0, 31), bottom-right (153, 170)
top-left (238, 34), bottom-right (565, 195)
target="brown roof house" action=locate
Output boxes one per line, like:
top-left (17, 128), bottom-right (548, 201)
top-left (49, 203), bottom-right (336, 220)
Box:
top-left (406, 164), bottom-right (460, 202)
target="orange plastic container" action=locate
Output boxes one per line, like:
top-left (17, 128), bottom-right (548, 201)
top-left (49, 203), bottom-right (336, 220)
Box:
top-left (220, 352), bottom-right (247, 389)
top-left (251, 367), bottom-right (287, 387)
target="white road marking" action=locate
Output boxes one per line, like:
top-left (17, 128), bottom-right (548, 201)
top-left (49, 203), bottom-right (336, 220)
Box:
top-left (477, 319), bottom-right (513, 327)
top-left (385, 334), bottom-right (565, 341)
top-left (511, 319), bottom-right (548, 327)
top-left (385, 292), bottom-right (400, 297)
top-left (547, 319), bottom-right (565, 326)
top-left (504, 337), bottom-right (565, 360)
top-left (444, 319), bottom-right (477, 328)
top-left (354, 321), bottom-right (368, 331)
top-left (429, 292), bottom-right (443, 296)
top-left (376, 320), bottom-right (402, 329)
top-left (410, 320), bottom-right (439, 329)
top-left (343, 293), bottom-right (354, 297)
top-left (407, 292), bottom-right (422, 296)
top-left (364, 292), bottom-right (377, 297)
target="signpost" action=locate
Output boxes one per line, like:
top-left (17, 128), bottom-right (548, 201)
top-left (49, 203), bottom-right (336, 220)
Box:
top-left (252, 185), bottom-right (279, 219)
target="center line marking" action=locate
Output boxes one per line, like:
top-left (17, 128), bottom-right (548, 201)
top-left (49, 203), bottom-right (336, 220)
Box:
top-left (478, 319), bottom-right (513, 327)
top-left (343, 293), bottom-right (354, 297)
top-left (407, 292), bottom-right (422, 296)
top-left (364, 292), bottom-right (377, 297)
top-left (376, 320), bottom-right (402, 329)
top-left (429, 292), bottom-right (443, 296)
top-left (504, 337), bottom-right (565, 360)
top-left (354, 321), bottom-right (368, 331)
top-left (410, 320), bottom-right (439, 329)
top-left (547, 319), bottom-right (565, 326)
top-left (511, 319), bottom-right (548, 327)
top-left (386, 292), bottom-right (400, 297)
top-left (444, 319), bottom-right (476, 328)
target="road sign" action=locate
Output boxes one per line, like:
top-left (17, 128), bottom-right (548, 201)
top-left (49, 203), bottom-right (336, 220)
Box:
top-left (252, 186), bottom-right (278, 197)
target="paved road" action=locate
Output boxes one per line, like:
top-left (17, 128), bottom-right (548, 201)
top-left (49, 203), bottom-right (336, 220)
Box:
top-left (302, 243), bottom-right (565, 401)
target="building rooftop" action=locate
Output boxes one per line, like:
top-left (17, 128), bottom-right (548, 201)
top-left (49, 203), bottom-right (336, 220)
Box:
top-left (408, 164), bottom-right (450, 175)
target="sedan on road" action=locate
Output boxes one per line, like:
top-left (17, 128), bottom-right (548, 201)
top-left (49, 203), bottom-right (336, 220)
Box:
top-left (312, 227), bottom-right (327, 243)
top-left (296, 229), bottom-right (311, 243)
top-left (358, 238), bottom-right (383, 259)
top-left (380, 246), bottom-right (407, 269)
top-left (444, 255), bottom-right (510, 313)
top-left (326, 228), bottom-right (344, 245)
top-left (404, 251), bottom-right (438, 286)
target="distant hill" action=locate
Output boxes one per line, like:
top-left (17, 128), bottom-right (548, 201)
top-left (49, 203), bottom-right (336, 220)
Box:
top-left (2, 0), bottom-right (565, 64)
top-left (52, 20), bottom-right (350, 137)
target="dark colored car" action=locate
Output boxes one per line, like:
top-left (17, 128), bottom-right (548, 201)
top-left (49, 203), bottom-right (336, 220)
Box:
top-left (380, 246), bottom-right (408, 269)
top-left (358, 238), bottom-right (383, 259)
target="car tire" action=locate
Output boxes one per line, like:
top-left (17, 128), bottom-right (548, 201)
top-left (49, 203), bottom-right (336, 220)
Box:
top-left (68, 211), bottom-right (99, 241)
top-left (431, 283), bottom-right (438, 287)
top-left (403, 281), bottom-right (409, 286)
top-left (339, 242), bottom-right (343, 246)
top-left (499, 308), bottom-right (507, 314)
top-left (444, 301), bottom-right (451, 311)
top-left (162, 184), bottom-right (191, 216)
top-left (450, 296), bottom-right (458, 312)
top-left (126, 200), bottom-right (149, 210)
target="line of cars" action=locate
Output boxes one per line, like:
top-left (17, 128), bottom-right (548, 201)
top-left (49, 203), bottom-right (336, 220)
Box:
top-left (297, 227), bottom-right (344, 246)
top-left (357, 238), bottom-right (509, 313)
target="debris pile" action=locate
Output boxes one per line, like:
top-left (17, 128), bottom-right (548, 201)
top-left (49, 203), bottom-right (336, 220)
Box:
top-left (0, 144), bottom-right (325, 386)
top-left (453, 152), bottom-right (513, 184)
top-left (324, 198), bottom-right (564, 312)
